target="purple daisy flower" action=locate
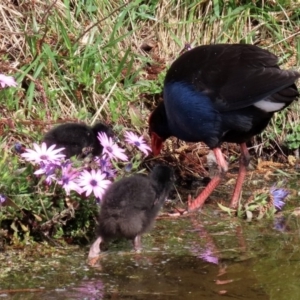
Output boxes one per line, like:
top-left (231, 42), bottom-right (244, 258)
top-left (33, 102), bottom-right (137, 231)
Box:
top-left (273, 216), bottom-right (287, 232)
top-left (97, 132), bottom-right (128, 161)
top-left (124, 131), bottom-right (151, 155)
top-left (95, 156), bottom-right (116, 179)
top-left (34, 162), bottom-right (60, 185)
top-left (21, 143), bottom-right (65, 165)
top-left (97, 156), bottom-right (112, 170)
top-left (78, 169), bottom-right (111, 200)
top-left (270, 186), bottom-right (289, 211)
top-left (124, 163), bottom-right (133, 172)
top-left (0, 194), bottom-right (6, 206)
top-left (0, 74), bottom-right (17, 88)
top-left (14, 142), bottom-right (24, 154)
top-left (58, 164), bottom-right (82, 195)
top-left (102, 167), bottom-right (117, 179)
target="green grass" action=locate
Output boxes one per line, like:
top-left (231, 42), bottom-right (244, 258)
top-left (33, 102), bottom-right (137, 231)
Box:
top-left (0, 0), bottom-right (299, 245)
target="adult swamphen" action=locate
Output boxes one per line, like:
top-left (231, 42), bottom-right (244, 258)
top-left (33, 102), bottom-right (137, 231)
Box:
top-left (43, 122), bottom-right (113, 158)
top-left (149, 44), bottom-right (300, 211)
top-left (88, 165), bottom-right (174, 259)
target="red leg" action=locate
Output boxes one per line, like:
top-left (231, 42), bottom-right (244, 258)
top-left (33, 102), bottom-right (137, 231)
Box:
top-left (188, 148), bottom-right (228, 211)
top-left (229, 143), bottom-right (250, 209)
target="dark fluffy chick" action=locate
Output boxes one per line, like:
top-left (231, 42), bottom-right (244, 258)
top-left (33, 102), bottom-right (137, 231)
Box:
top-left (43, 122), bottom-right (113, 158)
top-left (88, 165), bottom-right (174, 258)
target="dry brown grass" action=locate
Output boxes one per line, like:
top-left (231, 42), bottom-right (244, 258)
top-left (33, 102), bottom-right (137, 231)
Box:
top-left (0, 0), bottom-right (299, 147)
top-left (1, 1), bottom-right (299, 66)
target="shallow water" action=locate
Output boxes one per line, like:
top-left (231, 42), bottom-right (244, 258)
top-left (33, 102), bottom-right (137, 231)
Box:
top-left (2, 209), bottom-right (300, 300)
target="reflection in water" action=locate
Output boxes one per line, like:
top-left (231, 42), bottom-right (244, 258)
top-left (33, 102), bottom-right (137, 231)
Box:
top-left (67, 279), bottom-right (104, 299)
top-left (85, 216), bottom-right (270, 299)
top-left (273, 216), bottom-right (288, 232)
top-left (189, 230), bottom-right (219, 264)
top-left (4, 210), bottom-right (300, 300)
top-left (188, 216), bottom-right (244, 296)
top-left (197, 247), bottom-right (219, 265)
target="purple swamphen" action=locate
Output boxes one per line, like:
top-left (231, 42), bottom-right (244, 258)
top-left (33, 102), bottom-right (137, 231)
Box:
top-left (149, 44), bottom-right (299, 211)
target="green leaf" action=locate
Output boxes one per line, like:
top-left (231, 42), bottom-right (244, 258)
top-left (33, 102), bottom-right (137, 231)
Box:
top-left (129, 106), bottom-right (144, 128)
top-left (217, 202), bottom-right (233, 215)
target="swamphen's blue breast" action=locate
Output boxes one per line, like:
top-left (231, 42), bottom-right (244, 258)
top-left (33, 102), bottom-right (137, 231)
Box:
top-left (162, 44), bottom-right (299, 148)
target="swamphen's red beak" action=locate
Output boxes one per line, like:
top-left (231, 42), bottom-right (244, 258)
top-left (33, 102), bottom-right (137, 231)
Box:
top-left (151, 132), bottom-right (164, 156)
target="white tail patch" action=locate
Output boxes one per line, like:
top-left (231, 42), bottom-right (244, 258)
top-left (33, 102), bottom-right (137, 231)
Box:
top-left (254, 100), bottom-right (285, 112)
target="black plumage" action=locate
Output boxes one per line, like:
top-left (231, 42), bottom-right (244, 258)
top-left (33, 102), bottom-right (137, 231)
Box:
top-left (43, 122), bottom-right (113, 158)
top-left (88, 165), bottom-right (174, 258)
top-left (149, 44), bottom-right (300, 211)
